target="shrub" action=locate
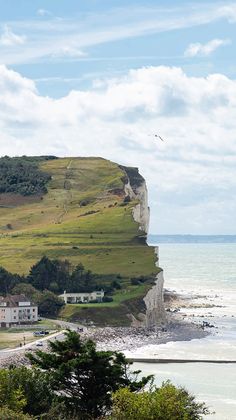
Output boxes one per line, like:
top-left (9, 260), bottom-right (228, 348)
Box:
top-left (103, 296), bottom-right (114, 303)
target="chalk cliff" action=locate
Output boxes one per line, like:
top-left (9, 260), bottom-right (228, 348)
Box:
top-left (144, 249), bottom-right (166, 327)
top-left (122, 167), bottom-right (166, 327)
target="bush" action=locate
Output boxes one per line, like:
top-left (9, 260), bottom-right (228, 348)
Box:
top-left (111, 280), bottom-right (122, 290)
top-left (111, 381), bottom-right (209, 420)
top-left (130, 278), bottom-right (140, 285)
top-left (0, 407), bottom-right (32, 420)
top-left (103, 296), bottom-right (114, 303)
top-left (0, 156), bottom-right (52, 196)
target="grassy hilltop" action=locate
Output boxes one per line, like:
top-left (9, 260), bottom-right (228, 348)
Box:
top-left (0, 157), bottom-right (158, 325)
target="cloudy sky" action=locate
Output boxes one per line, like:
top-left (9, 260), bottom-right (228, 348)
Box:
top-left (1, 0), bottom-right (236, 234)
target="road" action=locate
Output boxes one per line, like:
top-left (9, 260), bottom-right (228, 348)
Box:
top-left (0, 319), bottom-right (84, 360)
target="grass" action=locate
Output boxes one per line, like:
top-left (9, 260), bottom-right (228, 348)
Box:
top-left (0, 157), bottom-right (159, 325)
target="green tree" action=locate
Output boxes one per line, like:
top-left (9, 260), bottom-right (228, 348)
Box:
top-left (28, 256), bottom-right (57, 291)
top-left (0, 406), bottom-right (32, 420)
top-left (0, 267), bottom-right (21, 295)
top-left (111, 381), bottom-right (209, 420)
top-left (11, 283), bottom-right (38, 300)
top-left (3, 367), bottom-right (54, 417)
top-left (27, 330), bottom-right (152, 419)
top-left (0, 369), bottom-right (26, 413)
top-left (68, 263), bottom-right (97, 292)
top-left (36, 290), bottom-right (64, 317)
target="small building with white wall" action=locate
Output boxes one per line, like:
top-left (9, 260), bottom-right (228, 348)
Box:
top-left (60, 290), bottom-right (104, 304)
top-left (0, 294), bottom-right (38, 328)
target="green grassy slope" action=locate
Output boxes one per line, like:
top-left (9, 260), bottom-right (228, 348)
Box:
top-left (0, 157), bottom-right (158, 325)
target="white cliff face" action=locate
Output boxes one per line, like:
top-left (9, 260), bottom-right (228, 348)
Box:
top-left (132, 182), bottom-right (150, 234)
top-left (123, 170), bottom-right (166, 327)
top-left (143, 249), bottom-right (166, 327)
top-left (124, 180), bottom-right (137, 200)
top-left (124, 179), bottom-right (150, 234)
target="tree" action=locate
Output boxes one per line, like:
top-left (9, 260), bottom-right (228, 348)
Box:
top-left (0, 267), bottom-right (21, 295)
top-left (28, 256), bottom-right (57, 291)
top-left (27, 257), bottom-right (70, 293)
top-left (111, 381), bottom-right (209, 420)
top-left (0, 369), bottom-right (26, 413)
top-left (11, 283), bottom-right (38, 300)
top-left (3, 367), bottom-right (54, 417)
top-left (68, 263), bottom-right (97, 293)
top-left (0, 406), bottom-right (32, 420)
top-left (36, 290), bottom-right (64, 317)
top-left (27, 330), bottom-right (152, 419)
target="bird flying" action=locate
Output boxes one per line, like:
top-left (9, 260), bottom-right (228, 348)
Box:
top-left (148, 133), bottom-right (165, 142)
top-left (154, 134), bottom-right (164, 141)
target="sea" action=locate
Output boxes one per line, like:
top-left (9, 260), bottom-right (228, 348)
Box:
top-left (128, 236), bottom-right (236, 420)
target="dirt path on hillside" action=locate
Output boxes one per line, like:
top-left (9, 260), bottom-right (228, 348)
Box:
top-left (55, 159), bottom-right (74, 224)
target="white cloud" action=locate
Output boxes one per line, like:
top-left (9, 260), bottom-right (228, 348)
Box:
top-left (184, 38), bottom-right (231, 57)
top-left (0, 25), bottom-right (26, 46)
top-left (1, 64), bottom-right (236, 233)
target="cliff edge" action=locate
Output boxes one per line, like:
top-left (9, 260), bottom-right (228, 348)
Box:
top-left (121, 166), bottom-right (166, 327)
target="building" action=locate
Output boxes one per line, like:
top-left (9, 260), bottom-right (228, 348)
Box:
top-left (0, 294), bottom-right (38, 328)
top-left (60, 290), bottom-right (104, 304)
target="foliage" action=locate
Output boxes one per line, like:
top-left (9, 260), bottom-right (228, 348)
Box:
top-left (28, 257), bottom-right (109, 294)
top-left (36, 290), bottom-right (64, 317)
top-left (111, 381), bottom-right (210, 420)
top-left (27, 330), bottom-right (152, 419)
top-left (0, 406), bottom-right (32, 420)
top-left (0, 369), bottom-right (27, 412)
top-left (0, 267), bottom-right (22, 295)
top-left (0, 256), bottom-right (116, 297)
top-left (130, 275), bottom-right (153, 286)
top-left (28, 256), bottom-right (70, 292)
top-left (11, 283), bottom-right (38, 300)
top-left (11, 282), bottom-right (64, 317)
top-left (0, 156), bottom-right (54, 196)
top-left (0, 367), bottom-right (53, 417)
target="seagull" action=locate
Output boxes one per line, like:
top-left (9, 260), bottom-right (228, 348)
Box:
top-left (148, 133), bottom-right (165, 142)
top-left (154, 134), bottom-right (164, 142)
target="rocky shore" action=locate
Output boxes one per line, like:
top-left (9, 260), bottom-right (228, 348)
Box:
top-left (83, 316), bottom-right (208, 353)
top-left (0, 290), bottom-right (216, 367)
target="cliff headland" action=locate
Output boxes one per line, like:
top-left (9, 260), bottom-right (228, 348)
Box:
top-left (0, 156), bottom-right (165, 327)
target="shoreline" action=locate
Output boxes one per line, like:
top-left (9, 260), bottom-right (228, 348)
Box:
top-left (0, 290), bottom-right (213, 367)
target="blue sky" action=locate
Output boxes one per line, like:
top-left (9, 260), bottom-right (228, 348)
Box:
top-left (1, 1), bottom-right (236, 234)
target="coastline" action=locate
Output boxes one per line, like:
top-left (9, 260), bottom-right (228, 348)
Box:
top-left (0, 300), bottom-right (209, 368)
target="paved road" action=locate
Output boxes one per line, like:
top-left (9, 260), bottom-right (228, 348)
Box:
top-left (0, 317), bottom-right (87, 357)
top-left (0, 329), bottom-right (67, 358)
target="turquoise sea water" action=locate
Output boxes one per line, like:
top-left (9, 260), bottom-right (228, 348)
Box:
top-left (131, 242), bottom-right (236, 420)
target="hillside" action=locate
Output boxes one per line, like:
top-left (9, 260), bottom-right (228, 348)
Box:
top-left (0, 157), bottom-right (159, 325)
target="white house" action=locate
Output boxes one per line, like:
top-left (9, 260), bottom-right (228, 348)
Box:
top-left (60, 290), bottom-right (104, 304)
top-left (0, 294), bottom-right (38, 328)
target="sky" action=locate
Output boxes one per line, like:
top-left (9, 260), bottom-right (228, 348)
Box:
top-left (1, 0), bottom-right (236, 234)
